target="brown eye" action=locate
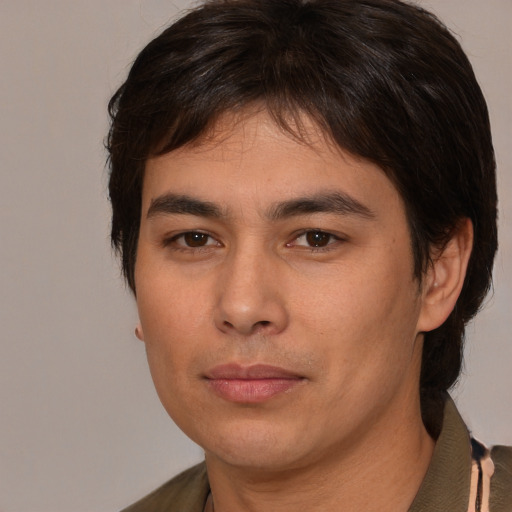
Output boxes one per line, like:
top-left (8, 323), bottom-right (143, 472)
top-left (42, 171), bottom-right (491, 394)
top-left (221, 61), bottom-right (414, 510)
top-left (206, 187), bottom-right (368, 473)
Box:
top-left (183, 232), bottom-right (210, 247)
top-left (305, 231), bottom-right (332, 247)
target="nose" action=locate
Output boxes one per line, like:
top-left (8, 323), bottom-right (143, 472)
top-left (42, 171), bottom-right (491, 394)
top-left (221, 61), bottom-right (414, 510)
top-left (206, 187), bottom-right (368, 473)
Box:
top-left (214, 246), bottom-right (289, 336)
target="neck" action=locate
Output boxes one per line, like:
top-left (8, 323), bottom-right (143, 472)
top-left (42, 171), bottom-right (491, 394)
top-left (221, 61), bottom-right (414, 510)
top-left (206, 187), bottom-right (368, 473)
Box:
top-left (205, 396), bottom-right (434, 512)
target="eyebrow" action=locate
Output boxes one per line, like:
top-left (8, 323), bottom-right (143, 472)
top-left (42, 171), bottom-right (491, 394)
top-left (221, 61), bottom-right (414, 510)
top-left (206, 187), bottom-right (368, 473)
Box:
top-left (267, 192), bottom-right (375, 221)
top-left (146, 191), bottom-right (375, 221)
top-left (147, 194), bottom-right (224, 219)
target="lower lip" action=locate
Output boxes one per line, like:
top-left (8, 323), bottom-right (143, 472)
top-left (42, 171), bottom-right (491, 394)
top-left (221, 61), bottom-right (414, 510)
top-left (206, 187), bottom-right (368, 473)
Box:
top-left (207, 378), bottom-right (303, 403)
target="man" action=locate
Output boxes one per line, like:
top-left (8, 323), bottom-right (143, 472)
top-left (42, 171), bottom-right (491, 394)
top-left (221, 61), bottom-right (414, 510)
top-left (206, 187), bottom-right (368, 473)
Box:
top-left (107, 0), bottom-right (511, 510)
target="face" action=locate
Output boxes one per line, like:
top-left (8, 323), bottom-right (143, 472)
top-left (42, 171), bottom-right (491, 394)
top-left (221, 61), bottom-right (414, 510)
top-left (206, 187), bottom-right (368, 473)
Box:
top-left (135, 111), bottom-right (428, 473)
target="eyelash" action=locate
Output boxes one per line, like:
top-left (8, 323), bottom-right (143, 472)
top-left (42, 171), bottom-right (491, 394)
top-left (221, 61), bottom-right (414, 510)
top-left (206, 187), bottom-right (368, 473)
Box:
top-left (288, 230), bottom-right (344, 252)
top-left (162, 229), bottom-right (344, 253)
top-left (163, 231), bottom-right (220, 252)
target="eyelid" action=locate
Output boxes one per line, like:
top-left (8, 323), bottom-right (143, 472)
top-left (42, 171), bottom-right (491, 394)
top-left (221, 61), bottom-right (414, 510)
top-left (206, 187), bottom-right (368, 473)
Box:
top-left (161, 228), bottom-right (345, 252)
top-left (162, 230), bottom-right (221, 249)
top-left (287, 229), bottom-right (345, 250)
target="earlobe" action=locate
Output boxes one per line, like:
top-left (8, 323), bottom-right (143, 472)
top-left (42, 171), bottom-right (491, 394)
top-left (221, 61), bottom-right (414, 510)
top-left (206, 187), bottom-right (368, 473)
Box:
top-left (135, 324), bottom-right (145, 341)
top-left (417, 218), bottom-right (474, 333)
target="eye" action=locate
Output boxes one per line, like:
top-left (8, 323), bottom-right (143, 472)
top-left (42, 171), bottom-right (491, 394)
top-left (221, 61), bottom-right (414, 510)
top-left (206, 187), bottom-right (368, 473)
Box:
top-left (291, 230), bottom-right (341, 249)
top-left (168, 231), bottom-right (219, 249)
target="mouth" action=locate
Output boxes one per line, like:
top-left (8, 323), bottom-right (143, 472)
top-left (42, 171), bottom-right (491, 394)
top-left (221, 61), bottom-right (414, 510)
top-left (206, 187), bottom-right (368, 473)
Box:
top-left (204, 364), bottom-right (306, 403)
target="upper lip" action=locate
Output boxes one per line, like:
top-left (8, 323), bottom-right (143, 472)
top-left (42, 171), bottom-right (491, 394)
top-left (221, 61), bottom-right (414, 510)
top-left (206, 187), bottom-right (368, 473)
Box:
top-left (205, 363), bottom-right (302, 380)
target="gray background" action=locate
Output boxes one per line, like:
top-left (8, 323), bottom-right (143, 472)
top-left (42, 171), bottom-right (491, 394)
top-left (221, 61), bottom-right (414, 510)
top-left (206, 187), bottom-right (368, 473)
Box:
top-left (0, 1), bottom-right (510, 511)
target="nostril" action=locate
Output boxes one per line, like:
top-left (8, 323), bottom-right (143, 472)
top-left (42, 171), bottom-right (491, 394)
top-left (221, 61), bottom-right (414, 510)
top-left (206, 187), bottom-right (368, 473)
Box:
top-left (252, 320), bottom-right (271, 333)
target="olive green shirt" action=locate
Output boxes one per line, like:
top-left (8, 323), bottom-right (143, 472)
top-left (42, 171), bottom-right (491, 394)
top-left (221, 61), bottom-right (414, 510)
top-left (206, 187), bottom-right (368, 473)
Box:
top-left (121, 399), bottom-right (512, 511)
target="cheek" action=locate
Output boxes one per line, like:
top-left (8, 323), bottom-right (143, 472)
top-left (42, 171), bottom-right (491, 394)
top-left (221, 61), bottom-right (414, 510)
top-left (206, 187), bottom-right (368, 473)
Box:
top-left (294, 259), bottom-right (421, 375)
top-left (139, 287), bottom-right (206, 426)
top-left (295, 264), bottom-right (410, 334)
top-left (137, 263), bottom-right (213, 336)
top-left (135, 272), bottom-right (211, 390)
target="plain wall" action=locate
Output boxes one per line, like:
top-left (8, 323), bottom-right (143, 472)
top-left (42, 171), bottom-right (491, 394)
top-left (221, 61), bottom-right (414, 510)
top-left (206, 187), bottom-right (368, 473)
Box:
top-left (0, 1), bottom-right (510, 511)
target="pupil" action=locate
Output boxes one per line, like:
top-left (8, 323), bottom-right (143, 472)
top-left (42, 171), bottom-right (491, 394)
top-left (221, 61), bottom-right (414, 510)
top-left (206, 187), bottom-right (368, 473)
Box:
top-left (306, 231), bottom-right (330, 247)
top-left (184, 232), bottom-right (207, 247)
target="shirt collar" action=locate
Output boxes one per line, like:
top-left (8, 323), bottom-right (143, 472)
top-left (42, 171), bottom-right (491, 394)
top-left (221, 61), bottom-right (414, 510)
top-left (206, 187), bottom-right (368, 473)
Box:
top-left (409, 397), bottom-right (472, 511)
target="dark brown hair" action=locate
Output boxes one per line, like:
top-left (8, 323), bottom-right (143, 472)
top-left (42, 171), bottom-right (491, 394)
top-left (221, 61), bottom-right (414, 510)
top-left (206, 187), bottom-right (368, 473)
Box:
top-left (107, 0), bottom-right (497, 437)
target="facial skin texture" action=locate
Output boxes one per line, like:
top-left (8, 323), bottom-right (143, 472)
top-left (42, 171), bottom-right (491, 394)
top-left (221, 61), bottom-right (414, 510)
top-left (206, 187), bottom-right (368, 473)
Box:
top-left (135, 111), bottom-right (471, 511)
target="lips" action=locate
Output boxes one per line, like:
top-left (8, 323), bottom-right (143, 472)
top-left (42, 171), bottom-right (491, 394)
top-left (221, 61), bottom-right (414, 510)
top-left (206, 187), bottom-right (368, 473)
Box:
top-left (204, 364), bottom-right (305, 403)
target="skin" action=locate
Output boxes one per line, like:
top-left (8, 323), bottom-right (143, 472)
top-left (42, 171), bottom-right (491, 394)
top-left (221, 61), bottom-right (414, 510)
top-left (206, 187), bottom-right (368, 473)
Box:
top-left (134, 110), bottom-right (472, 512)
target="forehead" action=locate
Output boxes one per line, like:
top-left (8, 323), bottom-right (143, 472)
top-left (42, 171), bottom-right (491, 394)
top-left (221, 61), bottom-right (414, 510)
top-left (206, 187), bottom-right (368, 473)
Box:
top-left (142, 109), bottom-right (400, 216)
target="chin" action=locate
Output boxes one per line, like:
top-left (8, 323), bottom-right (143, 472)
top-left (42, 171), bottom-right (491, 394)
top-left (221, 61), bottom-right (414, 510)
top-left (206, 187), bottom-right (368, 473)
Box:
top-left (199, 419), bottom-right (310, 472)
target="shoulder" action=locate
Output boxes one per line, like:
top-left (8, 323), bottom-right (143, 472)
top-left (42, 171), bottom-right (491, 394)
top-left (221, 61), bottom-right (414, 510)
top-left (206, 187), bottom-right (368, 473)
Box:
top-left (490, 445), bottom-right (512, 512)
top-left (120, 462), bottom-right (209, 512)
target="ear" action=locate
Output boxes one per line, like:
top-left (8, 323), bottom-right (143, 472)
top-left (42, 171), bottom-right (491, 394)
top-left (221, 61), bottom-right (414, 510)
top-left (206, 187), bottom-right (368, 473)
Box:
top-left (134, 323), bottom-right (145, 341)
top-left (417, 218), bottom-right (473, 333)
